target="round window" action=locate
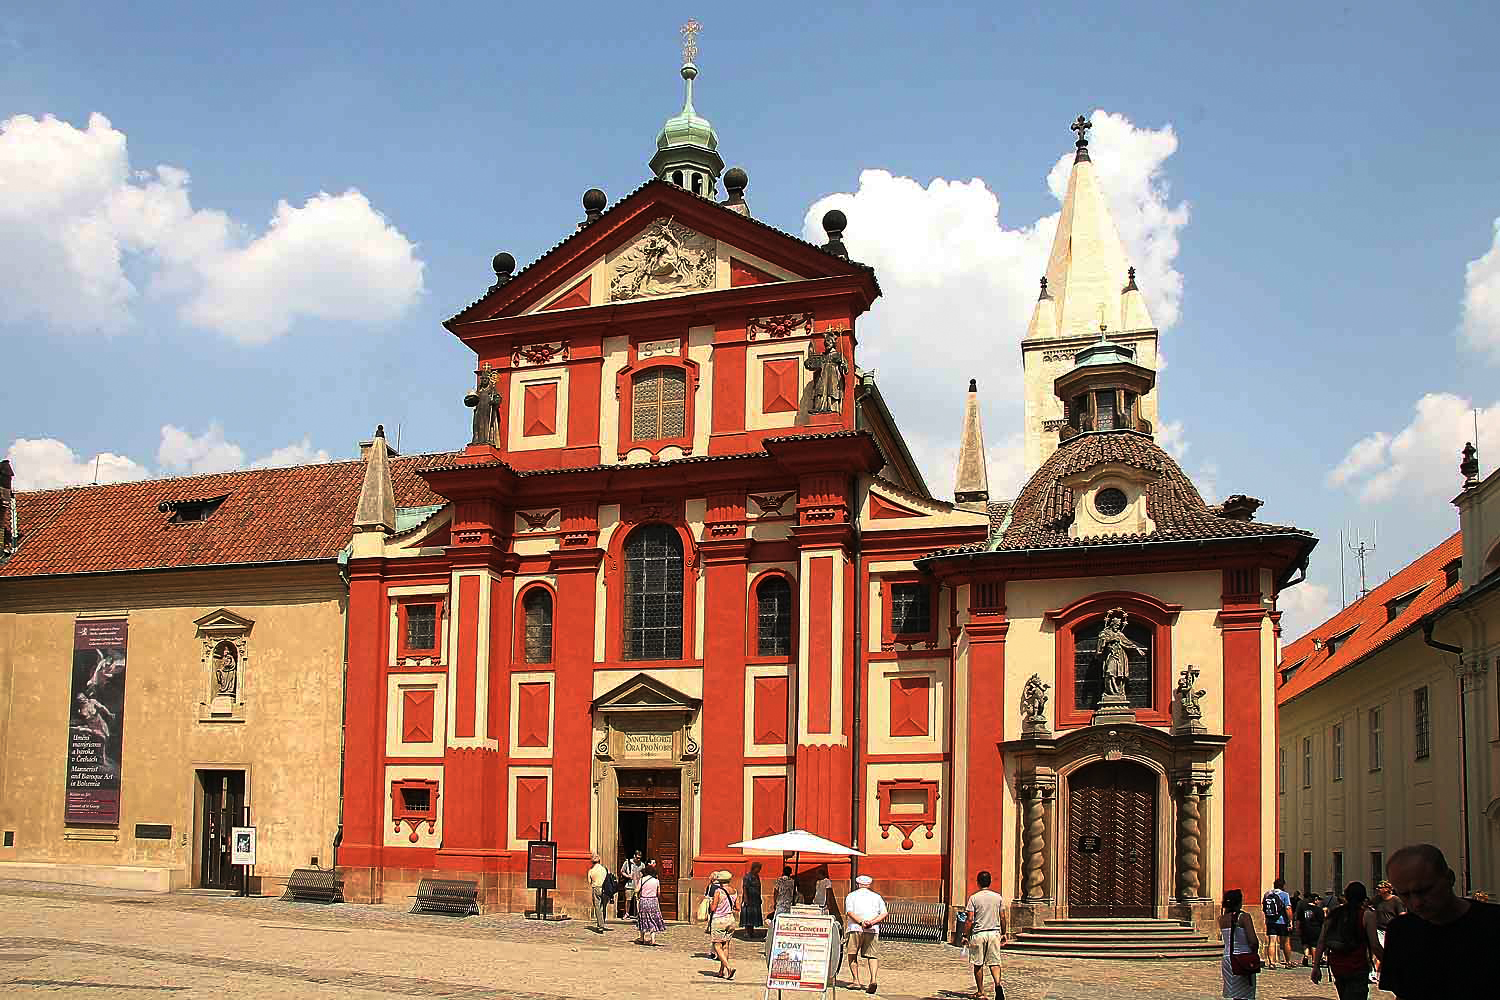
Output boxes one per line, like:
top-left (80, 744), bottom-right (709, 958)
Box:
top-left (1094, 487), bottom-right (1128, 517)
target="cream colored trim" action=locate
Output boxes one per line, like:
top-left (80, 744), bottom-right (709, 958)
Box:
top-left (688, 325), bottom-right (714, 456)
top-left (509, 671), bottom-right (556, 758)
top-left (715, 241), bottom-right (805, 286)
top-left (521, 256), bottom-right (603, 314)
top-left (507, 367), bottom-right (571, 452)
top-left (507, 766), bottom-right (553, 851)
top-left (743, 663), bottom-right (791, 759)
top-left (382, 763), bottom-right (444, 849)
top-left (388, 585), bottom-right (450, 596)
top-left (598, 335), bottom-right (629, 460)
top-left (741, 763), bottom-right (793, 844)
top-left (687, 498), bottom-right (706, 660)
top-left (862, 760), bottom-right (944, 857)
top-left (385, 673), bottom-right (446, 758)
top-left (868, 560), bottom-right (919, 574)
top-left (745, 341), bottom-right (813, 432)
top-left (797, 548), bottom-right (847, 744)
top-left (446, 570), bottom-right (500, 749)
top-left (867, 658), bottom-right (945, 754)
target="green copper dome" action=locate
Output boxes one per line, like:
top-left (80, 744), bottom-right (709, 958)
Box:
top-left (650, 63), bottom-right (724, 196)
top-left (1071, 337), bottom-right (1137, 368)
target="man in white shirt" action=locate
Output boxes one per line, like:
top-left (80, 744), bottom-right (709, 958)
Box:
top-left (619, 851), bottom-right (643, 918)
top-left (586, 853), bottom-right (608, 931)
top-left (843, 874), bottom-right (889, 994)
top-left (958, 870), bottom-right (1008, 1000)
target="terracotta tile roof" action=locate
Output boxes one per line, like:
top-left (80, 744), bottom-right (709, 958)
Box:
top-left (1, 453), bottom-right (453, 579)
top-left (1276, 531), bottom-right (1463, 705)
top-left (425, 431), bottom-right (873, 477)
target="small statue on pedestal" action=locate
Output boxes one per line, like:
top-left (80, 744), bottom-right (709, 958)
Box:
top-left (804, 331), bottom-right (848, 414)
top-left (1020, 672), bottom-right (1051, 735)
top-left (1174, 664), bottom-right (1206, 734)
top-left (465, 365), bottom-right (503, 447)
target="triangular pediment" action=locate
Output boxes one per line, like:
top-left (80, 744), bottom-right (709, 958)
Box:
top-left (592, 672), bottom-right (701, 714)
top-left (194, 608), bottom-right (255, 634)
top-left (446, 178), bottom-right (875, 329)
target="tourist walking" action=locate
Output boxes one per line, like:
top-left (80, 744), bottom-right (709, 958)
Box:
top-left (1260, 877), bottom-right (1293, 968)
top-left (1370, 879), bottom-right (1404, 983)
top-left (1297, 892), bottom-right (1326, 967)
top-left (634, 863), bottom-right (666, 946)
top-left (619, 850), bottom-right (643, 919)
top-left (843, 874), bottom-right (889, 995)
top-left (1220, 889), bottom-right (1260, 999)
top-left (1311, 881), bottom-right (1381, 1000)
top-left (957, 870), bottom-right (1008, 1000)
top-left (586, 853), bottom-right (608, 931)
top-left (1379, 843), bottom-right (1500, 999)
top-left (706, 870), bottom-right (739, 979)
top-left (741, 861), bottom-right (765, 940)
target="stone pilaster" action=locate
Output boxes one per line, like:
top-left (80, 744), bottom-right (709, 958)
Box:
top-left (1018, 773), bottom-right (1057, 903)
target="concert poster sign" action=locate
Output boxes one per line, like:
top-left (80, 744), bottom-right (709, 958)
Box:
top-left (766, 912), bottom-right (840, 992)
top-left (526, 840), bottom-right (558, 889)
top-left (65, 618), bottom-right (129, 825)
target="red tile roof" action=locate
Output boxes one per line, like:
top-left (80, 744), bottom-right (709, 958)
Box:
top-left (1276, 531), bottom-right (1463, 705)
top-left (1, 454), bottom-right (452, 579)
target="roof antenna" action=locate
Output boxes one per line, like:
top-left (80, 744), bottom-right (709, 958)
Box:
top-left (1339, 528), bottom-right (1347, 609)
top-left (92, 455), bottom-right (100, 485)
top-left (1347, 525), bottom-right (1377, 600)
top-left (396, 423), bottom-right (403, 455)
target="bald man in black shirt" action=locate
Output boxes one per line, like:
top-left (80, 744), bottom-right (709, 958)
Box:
top-left (1379, 844), bottom-right (1500, 999)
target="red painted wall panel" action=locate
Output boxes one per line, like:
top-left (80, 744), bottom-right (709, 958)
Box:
top-left (1222, 607), bottom-right (1266, 895)
top-left (522, 382), bottom-right (558, 436)
top-left (807, 557), bottom-right (833, 734)
top-left (889, 676), bottom-right (930, 737)
top-left (751, 775), bottom-right (788, 838)
top-left (454, 574), bottom-right (480, 739)
top-left (753, 675), bottom-right (789, 745)
top-left (517, 682), bottom-right (551, 748)
top-left (762, 358), bottom-right (799, 414)
top-left (402, 689), bottom-right (434, 743)
top-left (965, 619), bottom-right (1008, 874)
top-left (515, 775), bottom-right (549, 842)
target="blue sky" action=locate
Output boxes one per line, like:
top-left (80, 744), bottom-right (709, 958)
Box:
top-left (3, 1), bottom-right (1498, 637)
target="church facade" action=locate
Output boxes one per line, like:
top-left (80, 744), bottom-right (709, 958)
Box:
top-left (335, 46), bottom-right (1317, 929)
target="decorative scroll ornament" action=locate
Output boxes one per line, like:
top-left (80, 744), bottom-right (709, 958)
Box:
top-left (512, 341), bottom-right (569, 367)
top-left (1083, 727), bottom-right (1142, 761)
top-left (682, 731), bottom-right (699, 758)
top-left (1020, 673), bottom-right (1051, 734)
top-left (595, 720), bottom-right (612, 759)
top-left (608, 218), bottom-right (715, 301)
top-left (748, 312), bottom-right (812, 341)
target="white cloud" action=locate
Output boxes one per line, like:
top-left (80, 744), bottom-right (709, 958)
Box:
top-left (1461, 217), bottom-right (1500, 362)
top-left (804, 110), bottom-right (1188, 495)
top-left (1156, 419), bottom-right (1189, 462)
top-left (1329, 393), bottom-right (1500, 502)
top-left (1278, 580), bottom-right (1336, 643)
top-left (4, 438), bottom-right (149, 490)
top-left (156, 423), bottom-right (245, 475)
top-left (251, 438), bottom-right (331, 469)
top-left (0, 112), bottom-right (424, 342)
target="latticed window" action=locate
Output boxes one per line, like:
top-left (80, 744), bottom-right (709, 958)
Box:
top-left (632, 368), bottom-right (687, 441)
top-left (756, 576), bottom-right (793, 656)
top-left (623, 524), bottom-right (684, 660)
top-left (1072, 616), bottom-right (1153, 710)
top-left (1332, 722), bottom-right (1344, 781)
top-left (1368, 706), bottom-right (1383, 771)
top-left (522, 588), bottom-right (553, 664)
top-left (405, 604), bottom-right (437, 651)
top-left (889, 583), bottom-right (931, 636)
top-left (1413, 686), bottom-right (1431, 759)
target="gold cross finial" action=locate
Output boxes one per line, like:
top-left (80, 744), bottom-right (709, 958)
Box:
top-left (1072, 115), bottom-right (1092, 146)
top-left (680, 19), bottom-right (702, 64)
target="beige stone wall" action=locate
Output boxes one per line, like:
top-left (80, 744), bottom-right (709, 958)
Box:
top-left (0, 565), bottom-right (346, 891)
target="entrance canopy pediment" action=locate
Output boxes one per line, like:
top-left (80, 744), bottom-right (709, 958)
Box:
top-left (592, 672), bottom-right (701, 717)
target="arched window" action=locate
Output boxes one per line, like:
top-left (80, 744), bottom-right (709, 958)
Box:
top-left (1072, 613), bottom-right (1153, 711)
top-left (756, 575), bottom-right (792, 656)
top-left (522, 588), bottom-right (553, 664)
top-left (623, 524), bottom-right (684, 660)
top-left (631, 368), bottom-right (687, 441)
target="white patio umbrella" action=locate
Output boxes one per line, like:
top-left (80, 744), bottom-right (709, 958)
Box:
top-left (729, 828), bottom-right (864, 859)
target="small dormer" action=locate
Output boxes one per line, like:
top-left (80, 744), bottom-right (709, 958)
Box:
top-left (1054, 337), bottom-right (1156, 443)
top-left (159, 494), bottom-right (229, 524)
top-left (1061, 460), bottom-right (1158, 539)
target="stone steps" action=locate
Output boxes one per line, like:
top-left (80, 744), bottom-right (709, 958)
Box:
top-left (1008, 916), bottom-right (1220, 961)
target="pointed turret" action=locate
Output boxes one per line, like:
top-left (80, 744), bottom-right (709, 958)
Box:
top-left (1021, 115), bottom-right (1161, 475)
top-left (353, 424), bottom-right (396, 537)
top-left (954, 379), bottom-right (990, 511)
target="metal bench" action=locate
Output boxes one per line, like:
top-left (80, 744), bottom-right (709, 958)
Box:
top-left (410, 877), bottom-right (480, 916)
top-left (280, 867), bottom-right (343, 904)
top-left (880, 898), bottom-right (948, 942)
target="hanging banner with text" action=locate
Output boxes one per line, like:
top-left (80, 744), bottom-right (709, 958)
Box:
top-left (65, 618), bottom-right (129, 825)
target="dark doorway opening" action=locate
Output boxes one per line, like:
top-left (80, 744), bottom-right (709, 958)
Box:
top-left (617, 768), bottom-right (681, 919)
top-left (197, 769), bottom-right (245, 890)
top-left (1066, 759), bottom-right (1156, 917)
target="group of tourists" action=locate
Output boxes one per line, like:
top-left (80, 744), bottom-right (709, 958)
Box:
top-left (585, 850), bottom-right (666, 944)
top-left (1220, 843), bottom-right (1498, 999)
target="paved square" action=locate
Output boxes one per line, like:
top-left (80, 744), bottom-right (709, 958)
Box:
top-left (0, 880), bottom-right (1382, 999)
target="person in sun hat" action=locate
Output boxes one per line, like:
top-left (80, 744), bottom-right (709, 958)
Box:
top-left (844, 873), bottom-right (889, 994)
top-left (706, 870), bottom-right (740, 979)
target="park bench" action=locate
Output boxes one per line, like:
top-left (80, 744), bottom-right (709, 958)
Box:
top-left (880, 898), bottom-right (948, 942)
top-left (280, 867), bottom-right (343, 904)
top-left (410, 877), bottom-right (480, 916)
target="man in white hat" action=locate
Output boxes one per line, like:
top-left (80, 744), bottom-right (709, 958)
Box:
top-left (844, 873), bottom-right (889, 994)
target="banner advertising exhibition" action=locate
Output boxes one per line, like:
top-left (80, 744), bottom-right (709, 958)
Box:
top-left (64, 618), bottom-right (129, 824)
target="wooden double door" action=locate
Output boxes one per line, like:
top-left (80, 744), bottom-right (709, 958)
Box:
top-left (617, 768), bottom-right (681, 919)
top-left (1066, 760), bottom-right (1156, 917)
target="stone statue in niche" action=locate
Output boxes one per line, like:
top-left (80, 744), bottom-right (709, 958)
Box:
top-left (1020, 672), bottom-right (1051, 734)
top-left (608, 217), bottom-right (715, 301)
top-left (804, 330), bottom-right (848, 413)
top-left (1175, 663), bottom-right (1206, 734)
top-left (465, 365), bottom-right (503, 447)
top-left (1098, 607), bottom-right (1144, 702)
top-left (212, 641), bottom-right (238, 699)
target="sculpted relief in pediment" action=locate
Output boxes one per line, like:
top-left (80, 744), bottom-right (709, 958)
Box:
top-left (607, 218), bottom-right (716, 302)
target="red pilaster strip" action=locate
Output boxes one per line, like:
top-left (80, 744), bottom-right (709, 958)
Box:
top-left (550, 547), bottom-right (602, 856)
top-left (1221, 580), bottom-right (1267, 897)
top-left (338, 564), bottom-right (386, 864)
top-left (808, 556), bottom-right (833, 734)
top-left (699, 534), bottom-right (750, 860)
top-left (966, 614), bottom-right (1009, 876)
top-left (454, 574), bottom-right (480, 739)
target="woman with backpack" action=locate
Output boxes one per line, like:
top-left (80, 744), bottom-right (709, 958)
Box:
top-left (703, 870), bottom-right (740, 979)
top-left (1310, 881), bottom-right (1384, 1000)
top-left (1220, 888), bottom-right (1260, 999)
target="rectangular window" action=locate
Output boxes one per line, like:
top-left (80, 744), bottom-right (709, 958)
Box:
top-left (399, 785), bottom-right (431, 813)
top-left (631, 369), bottom-right (687, 441)
top-left (1333, 851), bottom-right (1344, 893)
top-left (1371, 851), bottom-right (1384, 886)
top-left (1302, 736), bottom-right (1313, 789)
top-left (1278, 746), bottom-right (1286, 795)
top-left (1368, 706), bottom-right (1383, 771)
top-left (1277, 852), bottom-right (1286, 884)
top-left (1332, 723), bottom-right (1344, 781)
top-left (405, 603), bottom-right (437, 652)
top-left (1302, 852), bottom-right (1313, 897)
top-left (889, 583), bottom-right (931, 636)
top-left (1414, 686), bottom-right (1431, 760)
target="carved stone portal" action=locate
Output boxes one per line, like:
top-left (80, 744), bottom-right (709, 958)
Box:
top-left (608, 218), bottom-right (716, 301)
top-left (1019, 776), bottom-right (1056, 901)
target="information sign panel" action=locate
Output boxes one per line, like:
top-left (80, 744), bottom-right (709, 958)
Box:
top-left (230, 826), bottom-right (256, 866)
top-left (526, 840), bottom-right (558, 889)
top-left (766, 911), bottom-right (841, 992)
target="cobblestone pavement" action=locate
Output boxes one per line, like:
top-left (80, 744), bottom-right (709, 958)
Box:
top-left (0, 880), bottom-right (1383, 999)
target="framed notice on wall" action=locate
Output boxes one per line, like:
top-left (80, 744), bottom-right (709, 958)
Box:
top-left (65, 618), bottom-right (129, 825)
top-left (231, 826), bottom-right (256, 866)
top-left (526, 840), bottom-right (557, 889)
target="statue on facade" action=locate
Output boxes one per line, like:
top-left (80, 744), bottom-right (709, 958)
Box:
top-left (465, 365), bottom-right (503, 447)
top-left (1175, 663), bottom-right (1206, 733)
top-left (804, 330), bottom-right (848, 413)
top-left (213, 642), bottom-right (238, 699)
top-left (1098, 607), bottom-right (1144, 701)
top-left (1020, 672), bottom-right (1051, 734)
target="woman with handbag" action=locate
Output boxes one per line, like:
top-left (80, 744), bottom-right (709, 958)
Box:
top-left (706, 871), bottom-right (740, 979)
top-left (1310, 881), bottom-right (1383, 1000)
top-left (1220, 888), bottom-right (1261, 998)
top-left (634, 864), bottom-right (667, 946)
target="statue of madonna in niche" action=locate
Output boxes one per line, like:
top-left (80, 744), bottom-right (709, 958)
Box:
top-left (212, 641), bottom-right (238, 699)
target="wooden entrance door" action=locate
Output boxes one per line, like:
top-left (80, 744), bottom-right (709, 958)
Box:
top-left (1066, 760), bottom-right (1155, 917)
top-left (198, 770), bottom-right (244, 890)
top-left (618, 768), bottom-right (682, 919)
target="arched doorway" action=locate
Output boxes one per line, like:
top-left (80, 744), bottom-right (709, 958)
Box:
top-left (1066, 759), bottom-right (1156, 917)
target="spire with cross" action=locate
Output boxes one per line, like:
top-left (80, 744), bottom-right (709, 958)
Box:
top-left (680, 18), bottom-right (701, 65)
top-left (1071, 114), bottom-right (1092, 163)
